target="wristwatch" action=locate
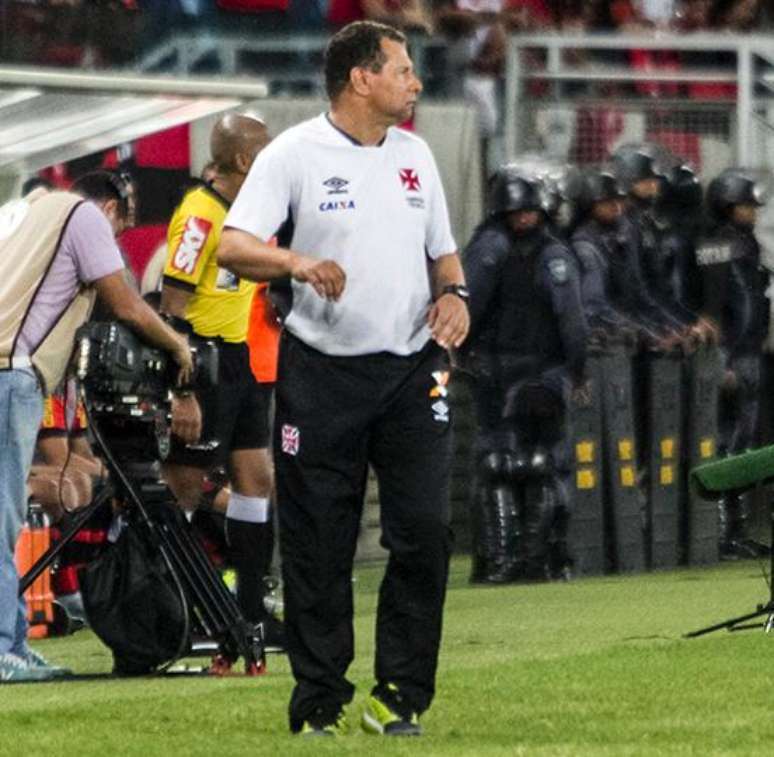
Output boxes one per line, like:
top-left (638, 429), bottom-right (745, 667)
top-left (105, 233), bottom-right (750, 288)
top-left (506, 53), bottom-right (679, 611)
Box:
top-left (440, 284), bottom-right (470, 304)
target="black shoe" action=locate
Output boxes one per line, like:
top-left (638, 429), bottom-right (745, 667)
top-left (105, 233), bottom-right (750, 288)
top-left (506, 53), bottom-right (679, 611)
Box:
top-left (298, 706), bottom-right (348, 737)
top-left (548, 543), bottom-right (574, 581)
top-left (739, 538), bottom-right (771, 558)
top-left (721, 539), bottom-right (757, 560)
top-left (470, 558), bottom-right (524, 584)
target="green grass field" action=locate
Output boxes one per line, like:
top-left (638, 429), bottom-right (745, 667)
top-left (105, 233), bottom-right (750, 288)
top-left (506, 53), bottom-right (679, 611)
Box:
top-left (4, 557), bottom-right (774, 756)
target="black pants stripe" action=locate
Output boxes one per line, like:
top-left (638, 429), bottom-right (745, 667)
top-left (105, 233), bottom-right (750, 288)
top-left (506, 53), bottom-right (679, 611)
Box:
top-left (274, 333), bottom-right (453, 730)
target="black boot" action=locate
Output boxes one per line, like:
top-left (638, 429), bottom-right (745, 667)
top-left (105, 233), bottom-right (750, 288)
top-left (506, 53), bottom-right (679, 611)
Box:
top-left (470, 452), bottom-right (522, 583)
top-left (548, 504), bottom-right (573, 581)
top-left (521, 479), bottom-right (554, 581)
top-left (719, 494), bottom-right (759, 559)
top-left (729, 493), bottom-right (770, 558)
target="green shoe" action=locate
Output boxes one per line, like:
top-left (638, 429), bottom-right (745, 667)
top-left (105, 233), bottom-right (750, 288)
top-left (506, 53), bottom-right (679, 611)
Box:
top-left (362, 683), bottom-right (422, 736)
top-left (299, 707), bottom-right (348, 737)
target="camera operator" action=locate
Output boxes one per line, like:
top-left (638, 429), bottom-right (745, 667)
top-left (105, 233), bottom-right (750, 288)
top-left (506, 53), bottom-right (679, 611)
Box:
top-left (159, 113), bottom-right (282, 654)
top-left (0, 170), bottom-right (196, 682)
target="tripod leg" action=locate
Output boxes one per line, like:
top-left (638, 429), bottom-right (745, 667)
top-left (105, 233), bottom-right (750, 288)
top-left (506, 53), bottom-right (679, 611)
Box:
top-left (150, 501), bottom-right (265, 672)
top-left (18, 486), bottom-right (113, 596)
top-left (684, 606), bottom-right (773, 638)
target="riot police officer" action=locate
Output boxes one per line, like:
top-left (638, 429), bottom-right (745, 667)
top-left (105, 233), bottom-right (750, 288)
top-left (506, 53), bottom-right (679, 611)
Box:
top-left (655, 163), bottom-right (705, 324)
top-left (612, 143), bottom-right (690, 339)
top-left (698, 168), bottom-right (770, 557)
top-left (571, 170), bottom-right (636, 338)
top-left (571, 167), bottom-right (671, 343)
top-left (463, 167), bottom-right (589, 583)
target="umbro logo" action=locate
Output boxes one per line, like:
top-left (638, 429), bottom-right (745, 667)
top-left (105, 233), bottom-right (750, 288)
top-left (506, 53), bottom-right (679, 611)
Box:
top-left (323, 176), bottom-right (349, 194)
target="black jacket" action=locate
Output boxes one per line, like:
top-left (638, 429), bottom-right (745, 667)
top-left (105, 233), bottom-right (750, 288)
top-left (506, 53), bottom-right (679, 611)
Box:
top-left (572, 216), bottom-right (676, 336)
top-left (463, 219), bottom-right (588, 384)
top-left (697, 222), bottom-right (770, 356)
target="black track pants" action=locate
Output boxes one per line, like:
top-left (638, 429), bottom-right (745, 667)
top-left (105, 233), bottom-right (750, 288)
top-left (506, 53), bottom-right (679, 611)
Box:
top-left (274, 333), bottom-right (453, 731)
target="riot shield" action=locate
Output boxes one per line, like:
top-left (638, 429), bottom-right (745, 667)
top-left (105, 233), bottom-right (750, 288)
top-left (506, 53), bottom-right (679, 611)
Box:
top-left (567, 351), bottom-right (606, 575)
top-left (646, 350), bottom-right (684, 569)
top-left (684, 344), bottom-right (722, 565)
top-left (600, 342), bottom-right (646, 573)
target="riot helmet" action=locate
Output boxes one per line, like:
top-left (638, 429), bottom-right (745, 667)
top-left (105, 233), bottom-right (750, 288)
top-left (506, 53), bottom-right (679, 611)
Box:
top-left (706, 168), bottom-right (766, 220)
top-left (488, 165), bottom-right (544, 217)
top-left (611, 143), bottom-right (664, 194)
top-left (655, 162), bottom-right (703, 237)
top-left (578, 170), bottom-right (625, 209)
top-left (661, 164), bottom-right (703, 210)
top-left (540, 163), bottom-right (583, 232)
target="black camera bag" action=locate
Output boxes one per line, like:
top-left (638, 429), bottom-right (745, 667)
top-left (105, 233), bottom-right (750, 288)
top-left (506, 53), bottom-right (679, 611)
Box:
top-left (79, 518), bottom-right (189, 675)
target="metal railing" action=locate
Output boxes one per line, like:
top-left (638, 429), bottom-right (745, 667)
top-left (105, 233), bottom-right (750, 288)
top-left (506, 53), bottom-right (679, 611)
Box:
top-left (504, 32), bottom-right (774, 169)
top-left (137, 31), bottom-right (448, 96)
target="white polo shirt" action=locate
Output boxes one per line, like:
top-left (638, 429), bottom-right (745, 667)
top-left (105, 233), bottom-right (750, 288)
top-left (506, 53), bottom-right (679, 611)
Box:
top-left (224, 114), bottom-right (456, 357)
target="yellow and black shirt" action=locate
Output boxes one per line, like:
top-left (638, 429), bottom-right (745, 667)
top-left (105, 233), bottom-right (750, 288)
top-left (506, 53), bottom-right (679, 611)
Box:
top-left (163, 184), bottom-right (255, 343)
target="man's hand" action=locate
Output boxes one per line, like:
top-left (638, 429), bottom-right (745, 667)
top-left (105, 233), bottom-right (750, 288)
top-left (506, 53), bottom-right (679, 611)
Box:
top-left (289, 253), bottom-right (346, 301)
top-left (721, 369), bottom-right (738, 394)
top-left (652, 329), bottom-right (683, 353)
top-left (170, 334), bottom-right (195, 386)
top-left (691, 317), bottom-right (720, 346)
top-left (428, 294), bottom-right (470, 350)
top-left (171, 394), bottom-right (202, 445)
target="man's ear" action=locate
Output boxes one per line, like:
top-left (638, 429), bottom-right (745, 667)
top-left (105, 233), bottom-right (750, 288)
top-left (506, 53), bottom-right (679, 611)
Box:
top-left (235, 152), bottom-right (251, 175)
top-left (101, 198), bottom-right (119, 219)
top-left (349, 66), bottom-right (371, 97)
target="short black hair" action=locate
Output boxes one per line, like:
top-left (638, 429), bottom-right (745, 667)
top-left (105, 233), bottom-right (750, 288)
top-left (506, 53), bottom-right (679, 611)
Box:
top-left (70, 170), bottom-right (132, 218)
top-left (21, 176), bottom-right (54, 197)
top-left (324, 21), bottom-right (406, 101)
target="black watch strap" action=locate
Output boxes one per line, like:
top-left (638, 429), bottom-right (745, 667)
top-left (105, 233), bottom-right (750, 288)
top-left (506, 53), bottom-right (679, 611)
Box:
top-left (440, 284), bottom-right (470, 303)
top-left (162, 313), bottom-right (194, 337)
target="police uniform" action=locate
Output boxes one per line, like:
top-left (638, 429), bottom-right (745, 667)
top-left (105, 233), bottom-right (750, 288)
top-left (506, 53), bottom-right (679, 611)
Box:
top-left (627, 203), bottom-right (697, 328)
top-left (655, 165), bottom-right (704, 320)
top-left (464, 210), bottom-right (588, 582)
top-left (609, 143), bottom-right (688, 336)
top-left (696, 222), bottom-right (769, 557)
top-left (224, 114), bottom-right (457, 731)
top-left (163, 183), bottom-right (271, 464)
top-left (573, 216), bottom-right (675, 339)
top-left (658, 226), bottom-right (703, 321)
top-left (697, 224), bottom-right (769, 453)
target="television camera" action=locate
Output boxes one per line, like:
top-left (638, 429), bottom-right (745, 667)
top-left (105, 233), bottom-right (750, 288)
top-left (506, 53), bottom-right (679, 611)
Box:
top-left (21, 321), bottom-right (266, 675)
top-left (73, 320), bottom-right (218, 462)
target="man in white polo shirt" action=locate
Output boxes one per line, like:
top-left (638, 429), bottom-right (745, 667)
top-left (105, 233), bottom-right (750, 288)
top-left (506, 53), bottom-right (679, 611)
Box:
top-left (218, 21), bottom-right (469, 737)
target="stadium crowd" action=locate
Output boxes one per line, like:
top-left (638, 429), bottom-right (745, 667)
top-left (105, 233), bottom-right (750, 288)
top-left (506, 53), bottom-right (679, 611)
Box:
top-left (1, 0), bottom-right (771, 68)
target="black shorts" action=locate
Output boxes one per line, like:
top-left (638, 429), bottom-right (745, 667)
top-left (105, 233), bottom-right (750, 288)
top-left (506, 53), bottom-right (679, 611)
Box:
top-left (167, 340), bottom-right (273, 468)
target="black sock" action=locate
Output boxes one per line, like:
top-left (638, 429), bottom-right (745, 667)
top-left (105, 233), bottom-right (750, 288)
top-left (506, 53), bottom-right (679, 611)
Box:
top-left (191, 509), bottom-right (228, 561)
top-left (226, 519), bottom-right (273, 624)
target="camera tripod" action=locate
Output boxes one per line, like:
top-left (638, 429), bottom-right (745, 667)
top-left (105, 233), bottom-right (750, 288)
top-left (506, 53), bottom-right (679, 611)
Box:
top-left (19, 412), bottom-right (266, 675)
top-left (685, 477), bottom-right (774, 638)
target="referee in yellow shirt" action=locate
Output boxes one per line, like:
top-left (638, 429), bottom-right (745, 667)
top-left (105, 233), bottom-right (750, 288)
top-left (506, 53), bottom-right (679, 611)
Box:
top-left (160, 114), bottom-right (280, 651)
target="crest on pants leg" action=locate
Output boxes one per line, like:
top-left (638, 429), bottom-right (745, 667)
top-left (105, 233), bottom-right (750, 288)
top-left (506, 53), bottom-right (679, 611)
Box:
top-left (281, 424), bottom-right (300, 456)
top-left (430, 371), bottom-right (450, 423)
